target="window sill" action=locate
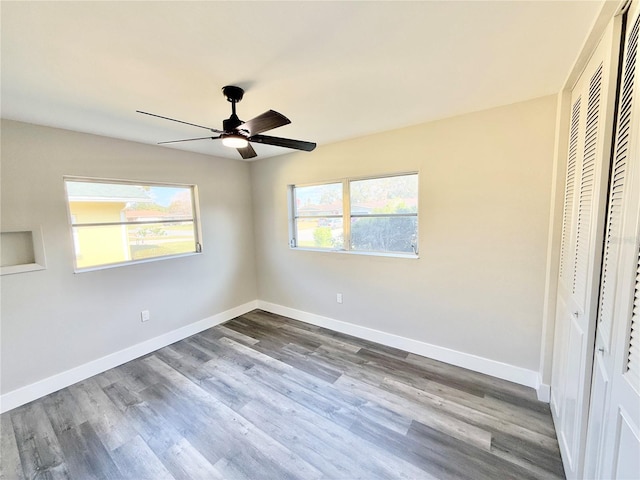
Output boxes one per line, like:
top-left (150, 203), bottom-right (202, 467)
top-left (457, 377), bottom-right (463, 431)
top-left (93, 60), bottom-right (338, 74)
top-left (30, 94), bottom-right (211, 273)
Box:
top-left (290, 247), bottom-right (419, 259)
top-left (73, 251), bottom-right (202, 273)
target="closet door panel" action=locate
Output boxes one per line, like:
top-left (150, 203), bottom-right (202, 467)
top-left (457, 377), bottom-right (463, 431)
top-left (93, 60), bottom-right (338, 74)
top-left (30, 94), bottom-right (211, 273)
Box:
top-left (586, 3), bottom-right (640, 478)
top-left (551, 16), bottom-right (622, 479)
top-left (552, 97), bottom-right (583, 419)
top-left (613, 412), bottom-right (640, 479)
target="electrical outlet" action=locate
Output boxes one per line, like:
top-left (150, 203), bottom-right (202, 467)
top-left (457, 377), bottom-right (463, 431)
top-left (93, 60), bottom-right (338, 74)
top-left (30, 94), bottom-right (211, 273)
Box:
top-left (141, 310), bottom-right (150, 322)
top-left (337, 293), bottom-right (343, 304)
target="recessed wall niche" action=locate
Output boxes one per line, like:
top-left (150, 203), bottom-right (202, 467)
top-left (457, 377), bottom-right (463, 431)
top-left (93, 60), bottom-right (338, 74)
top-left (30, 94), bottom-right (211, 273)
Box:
top-left (0, 227), bottom-right (47, 275)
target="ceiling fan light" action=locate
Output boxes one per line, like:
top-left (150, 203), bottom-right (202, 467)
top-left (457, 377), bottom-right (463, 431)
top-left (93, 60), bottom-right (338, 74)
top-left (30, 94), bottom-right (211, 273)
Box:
top-left (221, 134), bottom-right (248, 148)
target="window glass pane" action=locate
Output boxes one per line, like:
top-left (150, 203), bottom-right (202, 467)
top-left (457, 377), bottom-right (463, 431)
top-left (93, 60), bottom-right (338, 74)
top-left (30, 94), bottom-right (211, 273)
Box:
top-left (128, 222), bottom-right (196, 260)
top-left (72, 221), bottom-right (196, 268)
top-left (351, 216), bottom-right (417, 253)
top-left (66, 181), bottom-right (193, 224)
top-left (350, 175), bottom-right (418, 215)
top-left (294, 183), bottom-right (343, 216)
top-left (72, 224), bottom-right (132, 269)
top-left (295, 218), bottom-right (344, 249)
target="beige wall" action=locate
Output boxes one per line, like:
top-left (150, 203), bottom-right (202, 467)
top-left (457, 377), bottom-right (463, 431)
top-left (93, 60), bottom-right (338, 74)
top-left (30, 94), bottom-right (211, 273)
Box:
top-left (0, 95), bottom-right (557, 396)
top-left (0, 120), bottom-right (257, 394)
top-left (251, 95), bottom-right (558, 371)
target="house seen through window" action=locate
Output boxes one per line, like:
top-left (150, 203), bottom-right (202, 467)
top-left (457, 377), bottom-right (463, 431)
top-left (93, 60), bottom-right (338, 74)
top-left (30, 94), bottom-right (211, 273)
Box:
top-left (290, 173), bottom-right (418, 255)
top-left (64, 178), bottom-right (201, 271)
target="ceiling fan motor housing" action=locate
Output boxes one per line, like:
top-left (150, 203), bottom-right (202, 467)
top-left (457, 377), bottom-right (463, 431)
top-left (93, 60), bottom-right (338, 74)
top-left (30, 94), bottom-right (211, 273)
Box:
top-left (222, 85), bottom-right (244, 103)
top-left (223, 114), bottom-right (243, 132)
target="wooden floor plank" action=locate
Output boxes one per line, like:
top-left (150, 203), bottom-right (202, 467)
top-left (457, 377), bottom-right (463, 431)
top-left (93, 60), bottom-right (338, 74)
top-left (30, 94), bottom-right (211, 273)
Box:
top-left (240, 396), bottom-right (434, 480)
top-left (142, 355), bottom-right (324, 480)
top-left (405, 351), bottom-right (543, 407)
top-left (10, 402), bottom-right (71, 479)
top-left (110, 435), bottom-right (174, 480)
top-left (155, 437), bottom-right (226, 480)
top-left (0, 413), bottom-right (25, 480)
top-left (137, 382), bottom-right (226, 467)
top-left (378, 376), bottom-right (560, 452)
top-left (0, 309), bottom-right (565, 479)
top-left (56, 421), bottom-right (122, 480)
top-left (102, 381), bottom-right (186, 457)
top-left (490, 430), bottom-right (565, 478)
top-left (406, 420), bottom-right (543, 480)
top-left (68, 378), bottom-right (138, 451)
top-left (381, 375), bottom-right (554, 435)
top-left (335, 374), bottom-right (494, 450)
top-left (41, 389), bottom-right (88, 436)
top-left (215, 324), bottom-right (260, 346)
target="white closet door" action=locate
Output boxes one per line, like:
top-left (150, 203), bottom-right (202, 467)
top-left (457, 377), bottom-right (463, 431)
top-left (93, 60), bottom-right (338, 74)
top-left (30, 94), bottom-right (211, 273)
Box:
top-left (551, 17), bottom-right (621, 480)
top-left (587, 2), bottom-right (640, 477)
top-left (551, 94), bottom-right (583, 419)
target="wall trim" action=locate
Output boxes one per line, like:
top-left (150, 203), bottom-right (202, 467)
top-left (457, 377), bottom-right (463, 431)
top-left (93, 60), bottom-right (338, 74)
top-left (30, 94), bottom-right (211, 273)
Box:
top-left (257, 300), bottom-right (541, 391)
top-left (0, 300), bottom-right (258, 414)
top-left (536, 375), bottom-right (551, 403)
top-left (1, 298), bottom-right (549, 413)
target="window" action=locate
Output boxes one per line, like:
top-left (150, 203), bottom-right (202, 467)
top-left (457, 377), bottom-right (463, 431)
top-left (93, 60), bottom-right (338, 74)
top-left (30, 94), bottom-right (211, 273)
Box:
top-left (292, 182), bottom-right (344, 249)
top-left (64, 177), bottom-right (201, 271)
top-left (290, 173), bottom-right (418, 256)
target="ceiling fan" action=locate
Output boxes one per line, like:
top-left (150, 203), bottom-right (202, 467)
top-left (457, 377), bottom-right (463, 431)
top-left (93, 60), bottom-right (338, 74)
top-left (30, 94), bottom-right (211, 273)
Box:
top-left (137, 86), bottom-right (316, 159)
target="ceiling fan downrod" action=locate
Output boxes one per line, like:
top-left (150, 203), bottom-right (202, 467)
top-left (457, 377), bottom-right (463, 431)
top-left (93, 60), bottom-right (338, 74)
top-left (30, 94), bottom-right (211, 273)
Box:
top-left (222, 85), bottom-right (245, 131)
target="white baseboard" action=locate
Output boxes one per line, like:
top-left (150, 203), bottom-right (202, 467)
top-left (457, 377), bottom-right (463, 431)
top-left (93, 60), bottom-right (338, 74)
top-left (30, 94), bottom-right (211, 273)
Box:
top-left (0, 300), bottom-right (258, 414)
top-left (1, 298), bottom-right (548, 413)
top-left (536, 374), bottom-right (551, 402)
top-left (257, 300), bottom-right (541, 391)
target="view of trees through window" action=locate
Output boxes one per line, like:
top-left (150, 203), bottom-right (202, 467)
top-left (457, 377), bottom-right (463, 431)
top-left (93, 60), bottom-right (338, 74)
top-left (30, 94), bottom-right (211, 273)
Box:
top-left (292, 173), bottom-right (418, 254)
top-left (64, 179), bottom-right (200, 270)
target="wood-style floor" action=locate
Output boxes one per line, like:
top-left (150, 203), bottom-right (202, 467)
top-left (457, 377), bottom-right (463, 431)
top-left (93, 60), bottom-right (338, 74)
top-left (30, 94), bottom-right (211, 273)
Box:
top-left (0, 310), bottom-right (565, 479)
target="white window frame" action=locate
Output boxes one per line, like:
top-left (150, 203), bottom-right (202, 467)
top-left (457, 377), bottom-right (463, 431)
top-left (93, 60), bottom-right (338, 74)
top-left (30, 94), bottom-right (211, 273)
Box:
top-left (64, 176), bottom-right (203, 272)
top-left (289, 172), bottom-right (418, 258)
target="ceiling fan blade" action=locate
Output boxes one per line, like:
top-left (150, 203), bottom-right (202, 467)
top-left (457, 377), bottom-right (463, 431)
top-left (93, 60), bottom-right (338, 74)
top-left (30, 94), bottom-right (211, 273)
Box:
top-left (237, 144), bottom-right (257, 159)
top-left (137, 110), bottom-right (223, 133)
top-left (249, 134), bottom-right (316, 152)
top-left (238, 110), bottom-right (291, 136)
top-left (157, 136), bottom-right (220, 145)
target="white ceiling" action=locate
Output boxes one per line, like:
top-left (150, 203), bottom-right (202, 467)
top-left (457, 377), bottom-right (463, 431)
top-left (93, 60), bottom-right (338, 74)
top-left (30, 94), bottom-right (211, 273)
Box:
top-left (1, 1), bottom-right (604, 160)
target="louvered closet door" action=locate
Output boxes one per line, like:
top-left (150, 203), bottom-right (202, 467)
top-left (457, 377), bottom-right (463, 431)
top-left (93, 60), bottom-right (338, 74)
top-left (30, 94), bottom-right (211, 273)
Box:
top-left (550, 17), bottom-right (621, 480)
top-left (587, 2), bottom-right (640, 477)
